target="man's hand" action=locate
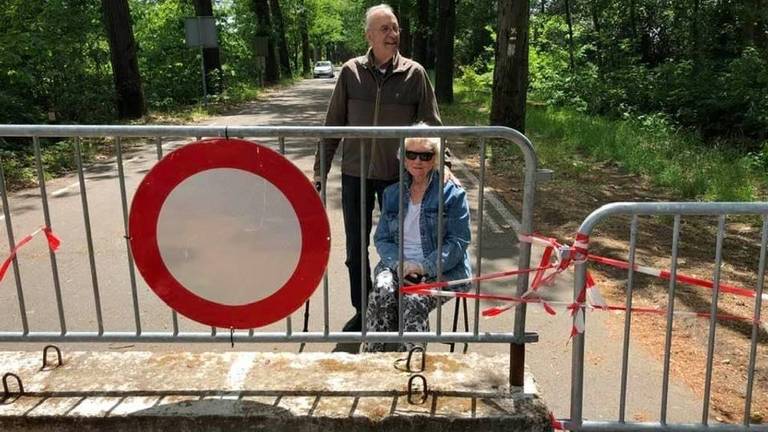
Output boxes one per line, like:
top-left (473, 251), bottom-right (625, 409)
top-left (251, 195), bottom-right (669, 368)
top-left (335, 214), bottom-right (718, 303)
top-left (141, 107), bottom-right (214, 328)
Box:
top-left (442, 166), bottom-right (462, 187)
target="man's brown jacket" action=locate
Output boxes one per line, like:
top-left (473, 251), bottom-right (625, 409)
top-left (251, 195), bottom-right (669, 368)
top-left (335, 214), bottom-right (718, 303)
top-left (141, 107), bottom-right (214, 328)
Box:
top-left (313, 50), bottom-right (442, 182)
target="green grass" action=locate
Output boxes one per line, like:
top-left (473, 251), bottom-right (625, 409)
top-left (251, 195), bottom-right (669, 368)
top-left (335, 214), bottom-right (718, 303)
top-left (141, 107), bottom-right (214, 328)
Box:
top-left (441, 82), bottom-right (767, 202)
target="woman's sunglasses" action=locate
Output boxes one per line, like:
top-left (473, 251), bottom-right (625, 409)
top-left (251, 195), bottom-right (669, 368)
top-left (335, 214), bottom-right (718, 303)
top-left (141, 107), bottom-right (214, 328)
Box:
top-left (404, 150), bottom-right (435, 161)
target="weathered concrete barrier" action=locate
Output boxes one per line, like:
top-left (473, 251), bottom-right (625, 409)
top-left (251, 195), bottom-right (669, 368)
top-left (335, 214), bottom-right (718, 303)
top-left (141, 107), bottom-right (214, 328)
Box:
top-left (0, 350), bottom-right (551, 431)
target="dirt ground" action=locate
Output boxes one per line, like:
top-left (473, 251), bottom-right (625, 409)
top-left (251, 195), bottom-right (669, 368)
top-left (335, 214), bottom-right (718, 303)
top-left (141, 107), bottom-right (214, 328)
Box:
top-left (455, 144), bottom-right (768, 424)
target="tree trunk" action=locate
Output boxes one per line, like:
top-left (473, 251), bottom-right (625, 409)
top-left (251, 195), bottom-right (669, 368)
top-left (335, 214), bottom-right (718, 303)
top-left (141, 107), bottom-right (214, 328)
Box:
top-left (101, 0), bottom-right (145, 119)
top-left (425, 0), bottom-right (437, 69)
top-left (395, 0), bottom-right (412, 57)
top-left (269, 0), bottom-right (292, 77)
top-left (691, 0), bottom-right (700, 64)
top-left (300, 0), bottom-right (311, 75)
top-left (630, 0), bottom-right (638, 51)
top-left (192, 0), bottom-right (223, 94)
top-left (591, 0), bottom-right (604, 72)
top-left (435, 0), bottom-right (455, 103)
top-left (413, 0), bottom-right (429, 65)
top-left (490, 0), bottom-right (529, 132)
top-left (252, 0), bottom-right (280, 84)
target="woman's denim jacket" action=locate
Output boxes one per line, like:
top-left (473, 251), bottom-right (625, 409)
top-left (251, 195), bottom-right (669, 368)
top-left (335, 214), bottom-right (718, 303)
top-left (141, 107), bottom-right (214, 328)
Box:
top-left (374, 170), bottom-right (472, 290)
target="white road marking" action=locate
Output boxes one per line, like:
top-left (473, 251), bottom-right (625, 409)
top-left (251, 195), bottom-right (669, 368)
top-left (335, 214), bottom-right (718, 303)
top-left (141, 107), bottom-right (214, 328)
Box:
top-left (451, 159), bottom-right (520, 233)
top-left (227, 352), bottom-right (257, 392)
top-left (50, 181), bottom-right (83, 197)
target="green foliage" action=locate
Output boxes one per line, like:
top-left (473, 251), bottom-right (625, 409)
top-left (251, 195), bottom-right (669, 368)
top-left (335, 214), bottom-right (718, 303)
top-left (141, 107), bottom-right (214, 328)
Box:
top-left (444, 77), bottom-right (765, 201)
top-left (0, 0), bottom-right (114, 124)
top-left (529, 5), bottom-right (768, 147)
top-left (130, 0), bottom-right (200, 109)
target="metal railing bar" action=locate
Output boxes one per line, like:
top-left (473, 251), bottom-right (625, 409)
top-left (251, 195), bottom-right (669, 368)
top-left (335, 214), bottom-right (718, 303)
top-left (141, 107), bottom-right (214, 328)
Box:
top-left (115, 137), bottom-right (142, 335)
top-left (360, 139), bottom-right (368, 338)
top-left (398, 137), bottom-right (406, 337)
top-left (435, 138), bottom-right (446, 335)
top-left (702, 215), bottom-right (726, 424)
top-left (513, 134), bottom-right (539, 387)
top-left (570, 260), bottom-right (588, 427)
top-left (278, 136), bottom-right (293, 336)
top-left (474, 139), bottom-right (487, 337)
top-left (0, 156), bottom-right (29, 334)
top-left (33, 136), bottom-right (66, 334)
top-left (575, 420), bottom-right (768, 431)
top-left (320, 140), bottom-right (329, 336)
top-left (619, 216), bottom-right (639, 422)
top-left (155, 136), bottom-right (163, 160)
top-left (0, 330), bottom-right (538, 343)
top-left (579, 203), bottom-right (768, 234)
top-left (743, 215), bottom-right (767, 425)
top-left (153, 136), bottom-right (179, 335)
top-left (0, 125), bottom-right (537, 156)
top-left (660, 215), bottom-right (681, 423)
top-left (74, 137), bottom-right (104, 335)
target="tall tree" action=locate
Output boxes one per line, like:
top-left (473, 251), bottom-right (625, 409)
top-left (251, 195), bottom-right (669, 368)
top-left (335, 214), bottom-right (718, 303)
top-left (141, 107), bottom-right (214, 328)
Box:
top-left (269, 0), bottom-right (292, 77)
top-left (393, 0), bottom-right (412, 57)
top-left (299, 0), bottom-right (311, 75)
top-left (412, 0), bottom-right (430, 65)
top-left (490, 0), bottom-right (530, 132)
top-left (101, 0), bottom-right (145, 119)
top-left (192, 0), bottom-right (223, 94)
top-left (253, 0), bottom-right (280, 84)
top-left (435, 0), bottom-right (455, 103)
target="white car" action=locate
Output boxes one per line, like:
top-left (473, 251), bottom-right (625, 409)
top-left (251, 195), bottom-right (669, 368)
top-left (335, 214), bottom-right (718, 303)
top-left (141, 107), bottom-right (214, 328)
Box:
top-left (313, 61), bottom-right (334, 78)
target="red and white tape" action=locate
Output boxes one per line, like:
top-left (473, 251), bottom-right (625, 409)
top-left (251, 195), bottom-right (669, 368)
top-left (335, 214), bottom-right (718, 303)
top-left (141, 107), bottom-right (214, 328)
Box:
top-left (401, 230), bottom-right (765, 336)
top-left (0, 226), bottom-right (61, 284)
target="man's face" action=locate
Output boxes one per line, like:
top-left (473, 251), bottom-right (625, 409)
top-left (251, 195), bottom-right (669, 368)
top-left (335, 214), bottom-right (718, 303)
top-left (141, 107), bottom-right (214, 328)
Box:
top-left (366, 10), bottom-right (400, 65)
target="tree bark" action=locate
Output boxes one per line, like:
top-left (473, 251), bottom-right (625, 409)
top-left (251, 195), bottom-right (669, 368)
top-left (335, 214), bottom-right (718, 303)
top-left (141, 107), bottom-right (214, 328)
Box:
top-left (691, 0), bottom-right (700, 64)
top-left (101, 0), bottom-right (145, 119)
top-left (490, 0), bottom-right (529, 132)
top-left (413, 0), bottom-right (429, 65)
top-left (192, 0), bottom-right (223, 94)
top-left (435, 0), bottom-right (455, 103)
top-left (252, 0), bottom-right (280, 84)
top-left (397, 2), bottom-right (412, 58)
top-left (269, 0), bottom-right (292, 77)
top-left (299, 0), bottom-right (311, 75)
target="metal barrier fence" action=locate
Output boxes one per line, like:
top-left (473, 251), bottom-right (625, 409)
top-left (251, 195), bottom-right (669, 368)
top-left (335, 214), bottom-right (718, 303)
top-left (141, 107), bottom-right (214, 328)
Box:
top-left (0, 125), bottom-right (544, 386)
top-left (568, 202), bottom-right (768, 431)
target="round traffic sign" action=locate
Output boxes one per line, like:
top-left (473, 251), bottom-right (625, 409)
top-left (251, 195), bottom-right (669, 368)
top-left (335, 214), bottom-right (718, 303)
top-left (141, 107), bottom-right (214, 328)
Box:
top-left (129, 138), bottom-right (330, 329)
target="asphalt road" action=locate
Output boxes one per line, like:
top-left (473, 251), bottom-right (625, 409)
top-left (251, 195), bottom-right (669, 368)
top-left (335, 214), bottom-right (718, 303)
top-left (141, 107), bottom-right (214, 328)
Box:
top-left (0, 75), bottom-right (703, 423)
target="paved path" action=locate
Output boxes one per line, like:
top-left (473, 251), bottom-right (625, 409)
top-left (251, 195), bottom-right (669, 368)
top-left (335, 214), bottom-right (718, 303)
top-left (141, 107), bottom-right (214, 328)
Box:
top-left (0, 77), bottom-right (703, 424)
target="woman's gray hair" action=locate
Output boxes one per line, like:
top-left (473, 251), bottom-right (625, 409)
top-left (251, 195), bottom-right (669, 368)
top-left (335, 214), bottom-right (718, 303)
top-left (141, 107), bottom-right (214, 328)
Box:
top-left (402, 122), bottom-right (441, 166)
top-left (365, 4), bottom-right (395, 31)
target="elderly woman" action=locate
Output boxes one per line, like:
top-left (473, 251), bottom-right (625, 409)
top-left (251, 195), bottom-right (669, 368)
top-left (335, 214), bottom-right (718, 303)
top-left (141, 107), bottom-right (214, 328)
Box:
top-left (364, 135), bottom-right (471, 352)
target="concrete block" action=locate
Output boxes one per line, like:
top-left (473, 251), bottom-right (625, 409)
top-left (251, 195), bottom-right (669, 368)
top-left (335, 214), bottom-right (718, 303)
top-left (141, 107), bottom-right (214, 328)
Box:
top-left (0, 350), bottom-right (552, 431)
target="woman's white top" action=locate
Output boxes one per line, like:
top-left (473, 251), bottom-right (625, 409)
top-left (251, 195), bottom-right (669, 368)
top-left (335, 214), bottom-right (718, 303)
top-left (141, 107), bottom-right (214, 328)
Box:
top-left (403, 201), bottom-right (424, 261)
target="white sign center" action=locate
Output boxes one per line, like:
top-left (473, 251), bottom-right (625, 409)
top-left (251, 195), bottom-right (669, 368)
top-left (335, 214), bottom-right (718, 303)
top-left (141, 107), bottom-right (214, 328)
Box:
top-left (156, 168), bottom-right (302, 306)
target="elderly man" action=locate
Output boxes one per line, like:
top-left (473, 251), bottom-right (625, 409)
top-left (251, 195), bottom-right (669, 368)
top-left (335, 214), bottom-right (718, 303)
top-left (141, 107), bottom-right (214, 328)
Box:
top-left (313, 4), bottom-right (442, 332)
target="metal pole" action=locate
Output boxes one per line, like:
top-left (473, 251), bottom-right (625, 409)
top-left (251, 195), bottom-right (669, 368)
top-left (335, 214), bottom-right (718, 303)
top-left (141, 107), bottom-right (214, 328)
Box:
top-left (200, 45), bottom-right (208, 106)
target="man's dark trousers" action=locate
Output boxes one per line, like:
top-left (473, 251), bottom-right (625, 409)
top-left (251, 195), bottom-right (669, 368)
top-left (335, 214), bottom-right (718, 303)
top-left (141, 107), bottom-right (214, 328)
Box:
top-left (341, 174), bottom-right (398, 312)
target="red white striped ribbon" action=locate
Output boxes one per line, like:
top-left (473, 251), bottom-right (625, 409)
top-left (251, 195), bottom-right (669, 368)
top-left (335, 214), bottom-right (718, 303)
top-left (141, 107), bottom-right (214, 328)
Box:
top-left (0, 226), bottom-right (61, 284)
top-left (403, 286), bottom-right (761, 326)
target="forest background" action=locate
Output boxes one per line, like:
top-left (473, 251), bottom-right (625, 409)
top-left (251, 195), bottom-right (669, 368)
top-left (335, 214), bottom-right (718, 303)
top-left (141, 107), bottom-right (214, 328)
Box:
top-left (1, 0), bottom-right (767, 201)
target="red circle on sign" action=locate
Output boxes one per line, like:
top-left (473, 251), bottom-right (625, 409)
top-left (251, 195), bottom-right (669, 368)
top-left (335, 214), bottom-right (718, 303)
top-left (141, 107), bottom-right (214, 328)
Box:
top-left (129, 138), bottom-right (330, 329)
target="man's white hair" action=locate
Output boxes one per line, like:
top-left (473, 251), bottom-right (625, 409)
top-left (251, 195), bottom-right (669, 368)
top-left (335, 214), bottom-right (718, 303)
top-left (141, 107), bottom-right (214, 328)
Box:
top-left (365, 4), bottom-right (396, 32)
